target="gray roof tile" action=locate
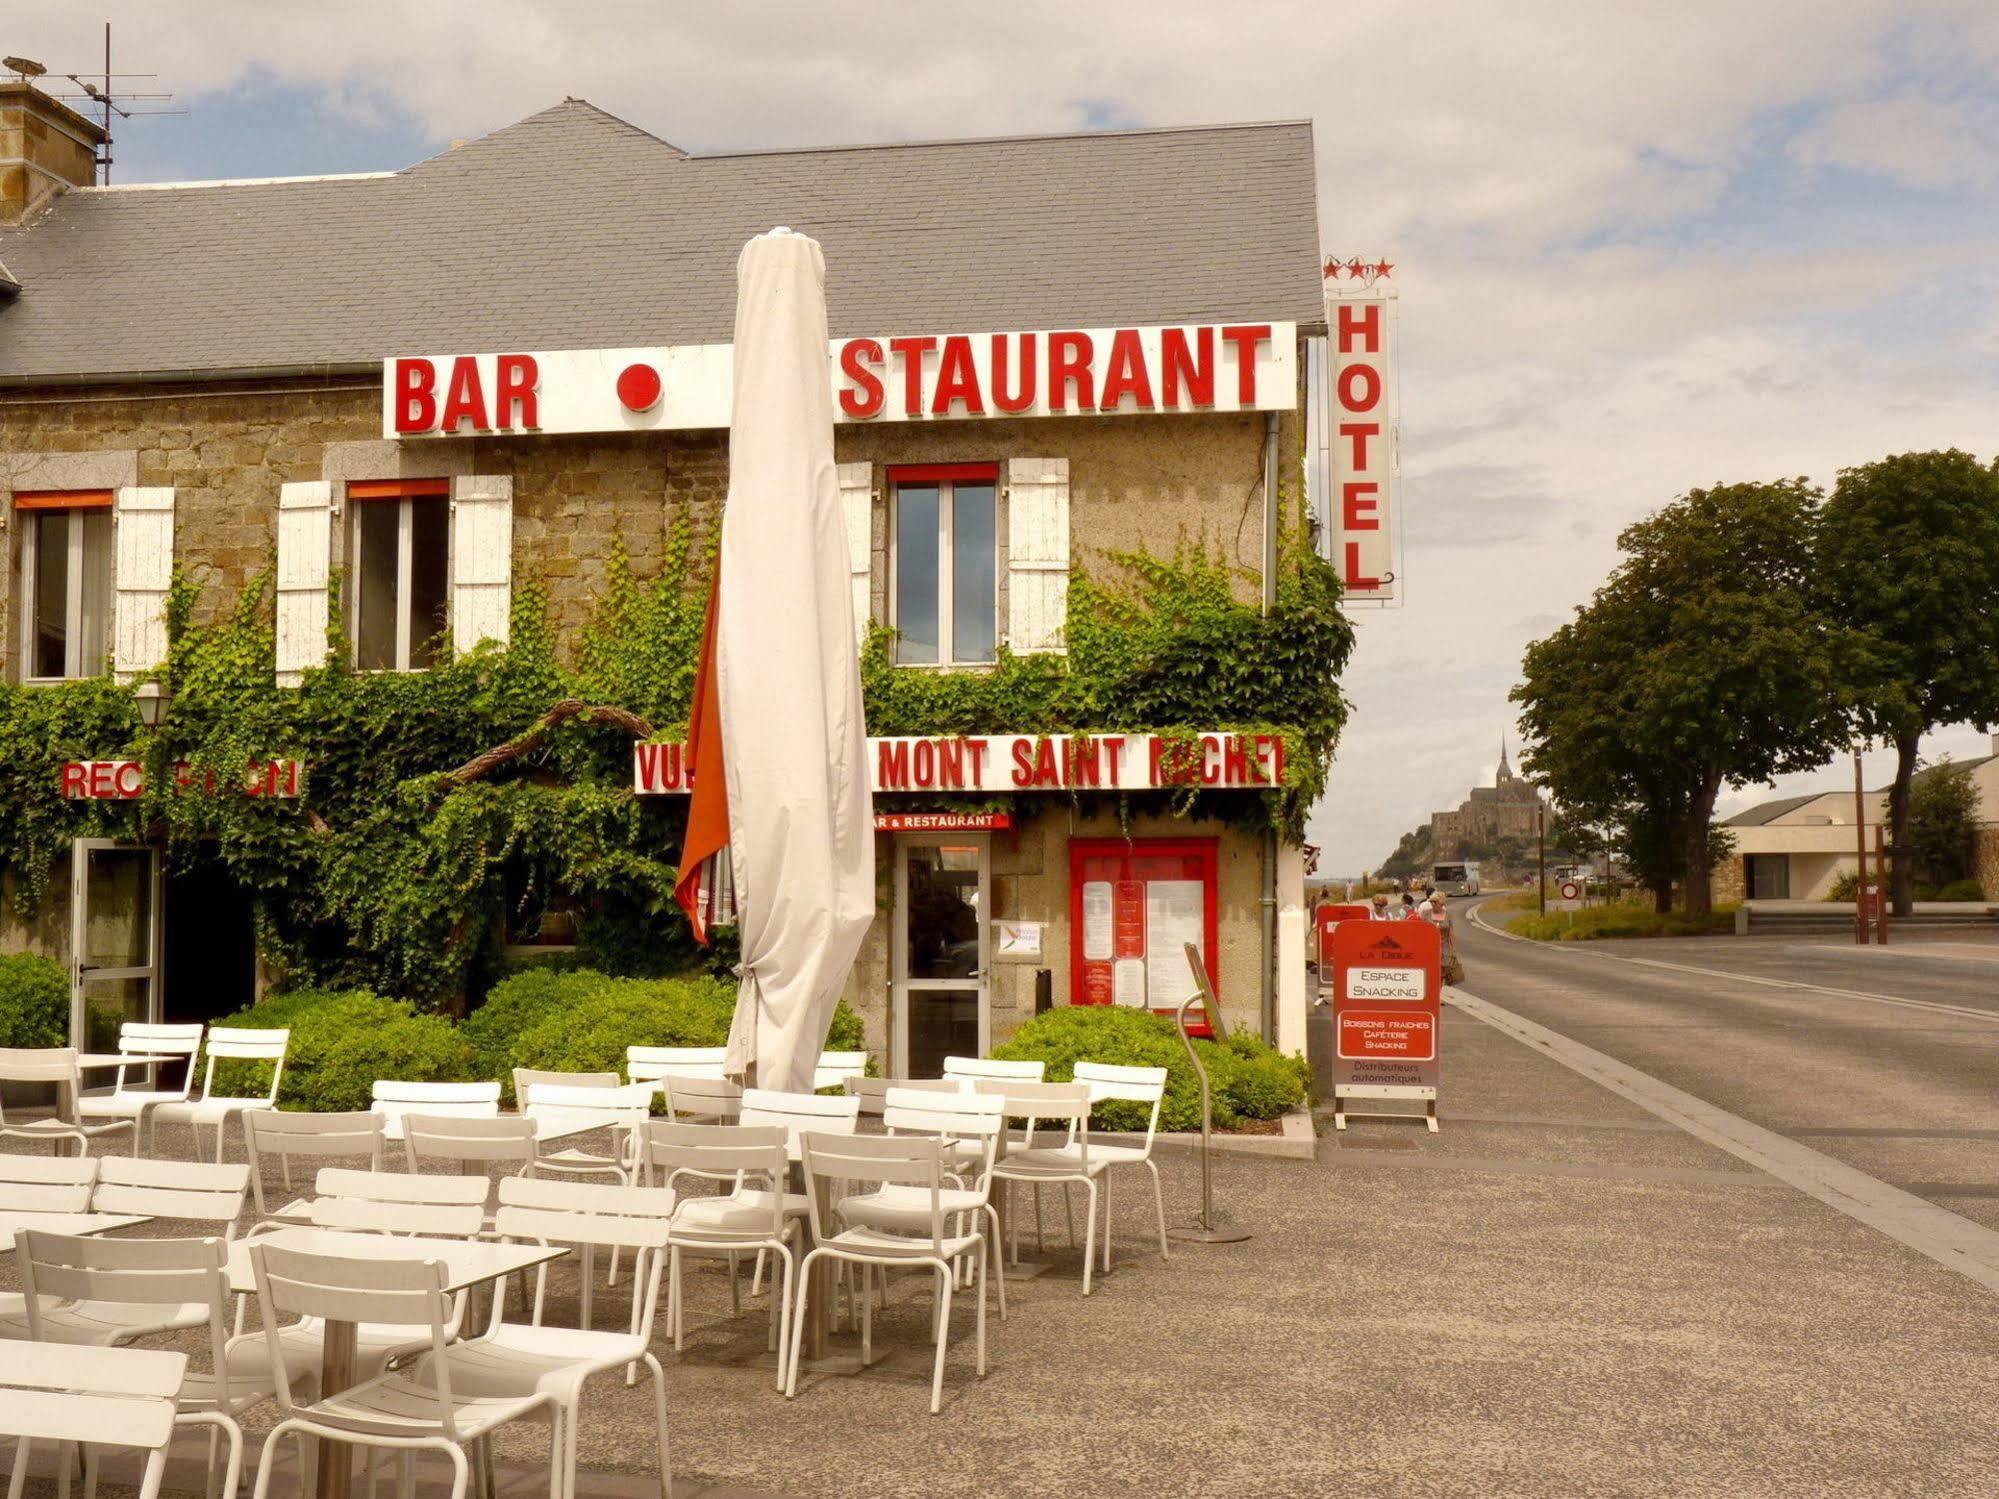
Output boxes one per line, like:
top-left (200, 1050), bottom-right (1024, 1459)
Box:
top-left (0, 101), bottom-right (1323, 383)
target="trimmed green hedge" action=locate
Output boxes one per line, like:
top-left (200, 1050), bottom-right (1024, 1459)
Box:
top-left (206, 968), bottom-right (869, 1110)
top-left (990, 1005), bottom-right (1309, 1132)
top-left (208, 989), bottom-right (476, 1111)
top-left (0, 952), bottom-right (67, 1048)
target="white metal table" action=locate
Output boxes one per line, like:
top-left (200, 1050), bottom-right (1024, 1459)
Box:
top-left (0, 1210), bottom-right (151, 1252)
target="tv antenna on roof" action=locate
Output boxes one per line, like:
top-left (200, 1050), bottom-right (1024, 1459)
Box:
top-left (22, 23), bottom-right (183, 184)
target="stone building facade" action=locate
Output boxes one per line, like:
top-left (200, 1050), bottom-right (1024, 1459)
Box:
top-left (0, 92), bottom-right (1332, 1065)
top-left (1428, 744), bottom-right (1547, 867)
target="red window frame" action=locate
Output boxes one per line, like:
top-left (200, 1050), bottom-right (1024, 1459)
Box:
top-left (14, 489), bottom-right (113, 511)
top-left (347, 477), bottom-right (451, 501)
top-left (1067, 837), bottom-right (1220, 1032)
top-left (885, 462), bottom-right (999, 485)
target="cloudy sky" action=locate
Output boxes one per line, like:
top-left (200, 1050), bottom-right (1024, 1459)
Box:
top-left (17, 2), bottom-right (1999, 871)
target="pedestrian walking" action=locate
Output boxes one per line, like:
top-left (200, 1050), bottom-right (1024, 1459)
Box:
top-left (1419, 891), bottom-right (1466, 986)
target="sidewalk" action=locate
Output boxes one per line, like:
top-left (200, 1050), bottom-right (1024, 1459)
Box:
top-left (12, 1013), bottom-right (1999, 1496)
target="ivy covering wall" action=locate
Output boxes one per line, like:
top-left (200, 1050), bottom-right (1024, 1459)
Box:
top-left (0, 499), bottom-right (1353, 1013)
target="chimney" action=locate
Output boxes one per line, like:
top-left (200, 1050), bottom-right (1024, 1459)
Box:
top-left (1, 81), bottom-right (108, 225)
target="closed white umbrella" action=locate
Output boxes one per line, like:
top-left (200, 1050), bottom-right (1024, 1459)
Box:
top-left (675, 228), bottom-right (874, 1093)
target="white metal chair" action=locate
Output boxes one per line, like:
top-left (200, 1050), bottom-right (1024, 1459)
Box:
top-left (1071, 1060), bottom-right (1172, 1271)
top-left (247, 1241), bottom-right (562, 1499)
top-left (625, 1046), bottom-right (727, 1094)
top-left (657, 1075), bottom-right (743, 1123)
top-left (851, 1087), bottom-right (1009, 1318)
top-left (0, 1157), bottom-right (251, 1342)
top-left (414, 1175), bottom-right (675, 1499)
top-left (648, 1121), bottom-right (801, 1387)
top-left (739, 1089), bottom-right (859, 1301)
top-left (810, 1051), bottom-right (869, 1093)
top-left (243, 1108), bottom-right (386, 1223)
top-left (0, 1342), bottom-right (187, 1499)
top-left (0, 1151), bottom-right (98, 1212)
top-left (843, 1076), bottom-right (960, 1118)
top-left (232, 1169), bottom-right (487, 1393)
top-left (151, 1027), bottom-right (290, 1164)
top-left (511, 1066), bottom-right (618, 1108)
top-left (74, 1022), bottom-right (205, 1152)
top-left (0, 1046), bottom-right (124, 1154)
top-left (15, 1231), bottom-right (259, 1499)
top-left (525, 1082), bottom-right (652, 1185)
top-left (981, 1081), bottom-right (1106, 1293)
top-left (787, 1132), bottom-right (989, 1414)
top-left (371, 1079), bottom-right (501, 1139)
top-left (941, 1056), bottom-right (1046, 1086)
top-left (402, 1113), bottom-right (539, 1181)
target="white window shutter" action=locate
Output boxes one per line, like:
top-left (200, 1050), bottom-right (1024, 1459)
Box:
top-left (838, 461), bottom-right (874, 650)
top-left (450, 474), bottom-right (513, 653)
top-left (1006, 457), bottom-right (1070, 654)
top-left (274, 481), bottom-right (333, 687)
top-left (111, 485), bottom-right (174, 681)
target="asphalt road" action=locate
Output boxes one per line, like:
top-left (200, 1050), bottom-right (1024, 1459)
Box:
top-left (1455, 904), bottom-right (1999, 1231)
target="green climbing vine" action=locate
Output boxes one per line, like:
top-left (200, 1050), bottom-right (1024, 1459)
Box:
top-left (0, 492), bottom-right (1352, 1014)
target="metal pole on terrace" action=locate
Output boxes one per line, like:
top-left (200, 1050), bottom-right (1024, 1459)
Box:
top-left (1852, 748), bottom-right (1870, 945)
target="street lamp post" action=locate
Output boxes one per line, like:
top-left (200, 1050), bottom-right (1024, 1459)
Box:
top-left (133, 678), bottom-right (169, 729)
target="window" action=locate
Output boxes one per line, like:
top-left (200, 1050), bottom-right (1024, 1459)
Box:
top-left (349, 479), bottom-right (450, 671)
top-left (15, 490), bottom-right (113, 681)
top-left (891, 464), bottom-right (997, 665)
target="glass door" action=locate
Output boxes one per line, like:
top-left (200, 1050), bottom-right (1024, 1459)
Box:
top-left (892, 834), bottom-right (990, 1077)
top-left (70, 840), bottom-right (161, 1052)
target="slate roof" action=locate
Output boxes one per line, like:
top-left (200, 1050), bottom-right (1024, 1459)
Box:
top-left (0, 101), bottom-right (1324, 385)
top-left (1722, 794), bottom-right (1822, 828)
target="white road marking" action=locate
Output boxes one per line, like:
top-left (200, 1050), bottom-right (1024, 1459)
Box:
top-left (1446, 985), bottom-right (1999, 1297)
top-left (1465, 901), bottom-right (1999, 1026)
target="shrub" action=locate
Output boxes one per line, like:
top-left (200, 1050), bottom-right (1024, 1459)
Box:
top-left (0, 952), bottom-right (67, 1048)
top-left (208, 988), bottom-right (476, 1111)
top-left (990, 1005), bottom-right (1306, 1132)
top-left (1506, 903), bottom-right (1737, 941)
top-left (1936, 878), bottom-right (1987, 902)
top-left (1823, 870), bottom-right (1861, 903)
top-left (499, 969), bottom-right (866, 1089)
top-left (463, 968), bottom-right (587, 1096)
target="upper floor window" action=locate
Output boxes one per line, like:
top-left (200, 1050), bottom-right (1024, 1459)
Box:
top-left (349, 479), bottom-right (449, 671)
top-left (15, 490), bottom-right (113, 682)
top-left (891, 463), bottom-right (996, 665)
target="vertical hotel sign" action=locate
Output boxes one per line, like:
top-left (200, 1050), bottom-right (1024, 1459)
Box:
top-left (1325, 262), bottom-right (1398, 602)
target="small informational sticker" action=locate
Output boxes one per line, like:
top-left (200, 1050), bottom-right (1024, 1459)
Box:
top-left (1345, 966), bottom-right (1425, 1001)
top-left (995, 920), bottom-right (1043, 960)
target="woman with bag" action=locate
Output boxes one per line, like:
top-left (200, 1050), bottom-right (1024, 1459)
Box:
top-left (1418, 891), bottom-right (1467, 987)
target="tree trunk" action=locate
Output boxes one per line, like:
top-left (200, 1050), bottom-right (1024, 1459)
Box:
top-left (1651, 882), bottom-right (1672, 915)
top-left (1888, 729), bottom-right (1920, 918)
top-left (1682, 776), bottom-right (1722, 917)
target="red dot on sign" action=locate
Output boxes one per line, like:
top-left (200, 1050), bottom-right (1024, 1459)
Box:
top-left (616, 363), bottom-right (663, 412)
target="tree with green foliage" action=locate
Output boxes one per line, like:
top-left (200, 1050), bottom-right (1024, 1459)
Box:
top-left (1818, 451), bottom-right (1999, 916)
top-left (1908, 758), bottom-right (1980, 889)
top-left (1514, 480), bottom-right (1850, 915)
top-left (1376, 822), bottom-right (1433, 882)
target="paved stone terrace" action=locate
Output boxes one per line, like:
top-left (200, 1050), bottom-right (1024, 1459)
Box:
top-left (7, 1007), bottom-right (1998, 1497)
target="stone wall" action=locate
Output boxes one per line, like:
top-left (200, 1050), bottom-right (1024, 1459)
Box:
top-left (1977, 828), bottom-right (1999, 901)
top-left (1710, 855), bottom-right (1745, 905)
top-left (3, 382), bottom-right (1294, 672)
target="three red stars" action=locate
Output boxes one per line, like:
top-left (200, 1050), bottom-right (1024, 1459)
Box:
top-left (1322, 257), bottom-right (1395, 280)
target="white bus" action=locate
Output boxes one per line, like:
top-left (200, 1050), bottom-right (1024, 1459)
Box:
top-left (1430, 861), bottom-right (1481, 896)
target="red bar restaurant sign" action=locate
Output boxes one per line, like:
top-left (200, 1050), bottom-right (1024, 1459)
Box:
top-left (636, 733), bottom-right (1286, 796)
top-left (386, 323), bottom-right (1297, 438)
top-left (61, 760), bottom-right (304, 800)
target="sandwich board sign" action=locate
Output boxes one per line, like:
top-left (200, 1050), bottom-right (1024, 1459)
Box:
top-left (1328, 919), bottom-right (1441, 1132)
top-left (1315, 902), bottom-right (1373, 972)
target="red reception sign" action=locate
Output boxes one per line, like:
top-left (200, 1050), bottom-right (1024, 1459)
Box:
top-left (1328, 918), bottom-right (1441, 1130)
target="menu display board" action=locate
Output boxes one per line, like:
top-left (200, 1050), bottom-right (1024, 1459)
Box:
top-left (1069, 838), bottom-right (1219, 1034)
